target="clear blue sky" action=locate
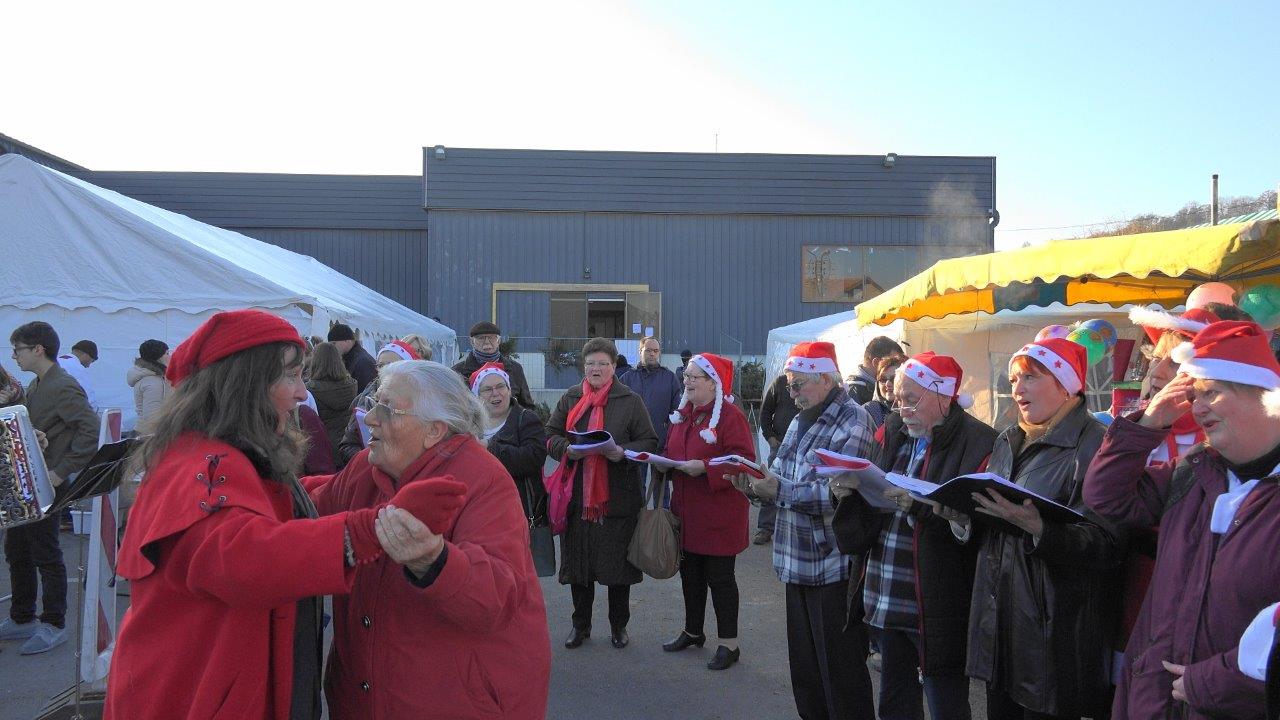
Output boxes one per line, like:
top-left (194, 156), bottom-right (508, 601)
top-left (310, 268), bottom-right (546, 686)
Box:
top-left (638, 0), bottom-right (1279, 245)
top-left (5, 1), bottom-right (1276, 249)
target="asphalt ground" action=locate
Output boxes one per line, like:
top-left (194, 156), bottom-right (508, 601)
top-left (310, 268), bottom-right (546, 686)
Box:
top-left (1, 510), bottom-right (995, 720)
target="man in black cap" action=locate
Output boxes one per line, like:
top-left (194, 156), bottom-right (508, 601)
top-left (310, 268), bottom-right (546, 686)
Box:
top-left (57, 339), bottom-right (99, 410)
top-left (452, 321), bottom-right (535, 409)
top-left (674, 349), bottom-right (694, 385)
top-left (327, 323), bottom-right (377, 392)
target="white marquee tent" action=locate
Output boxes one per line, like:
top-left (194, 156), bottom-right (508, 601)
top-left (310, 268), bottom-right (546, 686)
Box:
top-left (0, 154), bottom-right (457, 428)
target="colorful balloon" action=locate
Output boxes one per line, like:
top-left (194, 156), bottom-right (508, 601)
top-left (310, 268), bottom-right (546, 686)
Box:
top-left (1079, 319), bottom-right (1118, 348)
top-left (1067, 328), bottom-right (1107, 367)
top-left (1035, 324), bottom-right (1072, 342)
top-left (1239, 284), bottom-right (1280, 329)
top-left (1186, 282), bottom-right (1236, 310)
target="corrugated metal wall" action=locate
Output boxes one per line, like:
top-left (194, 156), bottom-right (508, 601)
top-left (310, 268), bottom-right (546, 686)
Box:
top-left (228, 227), bottom-right (429, 317)
top-left (425, 148), bottom-right (995, 216)
top-left (428, 210), bottom-right (990, 354)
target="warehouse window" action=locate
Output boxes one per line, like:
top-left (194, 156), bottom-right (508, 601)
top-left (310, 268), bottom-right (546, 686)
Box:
top-left (803, 245), bottom-right (925, 303)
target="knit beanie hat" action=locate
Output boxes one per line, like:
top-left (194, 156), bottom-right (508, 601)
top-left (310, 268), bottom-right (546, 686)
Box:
top-left (327, 323), bottom-right (356, 342)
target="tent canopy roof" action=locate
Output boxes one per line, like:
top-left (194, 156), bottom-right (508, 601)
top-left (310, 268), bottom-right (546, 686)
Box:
top-left (0, 154), bottom-right (451, 343)
top-left (856, 219), bottom-right (1280, 327)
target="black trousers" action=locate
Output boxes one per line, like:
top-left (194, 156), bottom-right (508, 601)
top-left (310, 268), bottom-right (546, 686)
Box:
top-left (876, 628), bottom-right (971, 720)
top-left (785, 581), bottom-right (875, 720)
top-left (570, 583), bottom-right (630, 632)
top-left (984, 685), bottom-right (1079, 720)
top-left (3, 515), bottom-right (68, 628)
top-left (679, 552), bottom-right (738, 639)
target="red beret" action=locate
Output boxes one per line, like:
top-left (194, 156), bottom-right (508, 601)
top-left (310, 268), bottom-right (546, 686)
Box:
top-left (167, 310), bottom-right (305, 385)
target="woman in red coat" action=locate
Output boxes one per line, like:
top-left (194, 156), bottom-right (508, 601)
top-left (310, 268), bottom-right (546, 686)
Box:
top-left (106, 310), bottom-right (464, 720)
top-left (662, 352), bottom-right (755, 670)
top-left (308, 359), bottom-right (552, 719)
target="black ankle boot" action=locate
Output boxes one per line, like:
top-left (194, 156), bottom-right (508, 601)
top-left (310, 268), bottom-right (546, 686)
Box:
top-left (662, 631), bottom-right (706, 652)
top-left (610, 628), bottom-right (630, 649)
top-left (564, 626), bottom-right (590, 649)
top-left (707, 645), bottom-right (740, 670)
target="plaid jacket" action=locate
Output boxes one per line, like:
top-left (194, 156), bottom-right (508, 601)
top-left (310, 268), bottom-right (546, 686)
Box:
top-left (863, 437), bottom-right (927, 630)
top-left (770, 388), bottom-right (875, 586)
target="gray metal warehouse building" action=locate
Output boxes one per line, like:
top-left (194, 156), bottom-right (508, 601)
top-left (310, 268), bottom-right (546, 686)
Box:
top-left (2, 136), bottom-right (996, 386)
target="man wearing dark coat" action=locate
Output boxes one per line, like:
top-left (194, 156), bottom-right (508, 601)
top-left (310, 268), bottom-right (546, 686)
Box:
top-left (452, 321), bottom-right (536, 410)
top-left (832, 353), bottom-right (995, 720)
top-left (327, 323), bottom-right (377, 392)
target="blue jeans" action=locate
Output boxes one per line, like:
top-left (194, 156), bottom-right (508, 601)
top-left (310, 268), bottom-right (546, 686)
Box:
top-left (875, 627), bottom-right (971, 720)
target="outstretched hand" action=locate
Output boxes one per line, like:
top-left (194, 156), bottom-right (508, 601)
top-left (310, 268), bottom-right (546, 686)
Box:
top-left (377, 506), bottom-right (444, 575)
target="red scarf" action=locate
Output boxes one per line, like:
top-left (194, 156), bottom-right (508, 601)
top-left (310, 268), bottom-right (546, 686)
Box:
top-left (564, 378), bottom-right (612, 522)
top-left (1170, 412), bottom-right (1200, 437)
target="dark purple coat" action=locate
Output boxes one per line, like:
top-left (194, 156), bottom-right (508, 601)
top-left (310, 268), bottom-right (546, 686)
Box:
top-left (1084, 415), bottom-right (1280, 720)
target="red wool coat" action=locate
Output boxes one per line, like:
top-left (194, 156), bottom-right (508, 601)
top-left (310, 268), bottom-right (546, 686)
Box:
top-left (665, 400), bottom-right (754, 556)
top-left (107, 434), bottom-right (352, 720)
top-left (309, 436), bottom-right (552, 720)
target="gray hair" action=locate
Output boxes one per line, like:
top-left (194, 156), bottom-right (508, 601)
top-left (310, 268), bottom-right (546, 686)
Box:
top-left (380, 360), bottom-right (484, 439)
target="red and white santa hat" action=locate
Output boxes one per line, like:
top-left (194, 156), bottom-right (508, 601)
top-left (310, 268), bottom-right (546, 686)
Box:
top-left (898, 352), bottom-right (973, 409)
top-left (1170, 320), bottom-right (1280, 417)
top-left (670, 352), bottom-right (735, 444)
top-left (377, 339), bottom-right (421, 363)
top-left (1129, 306), bottom-right (1220, 344)
top-left (783, 341), bottom-right (840, 376)
top-left (468, 362), bottom-right (510, 395)
top-left (1011, 337), bottom-right (1089, 394)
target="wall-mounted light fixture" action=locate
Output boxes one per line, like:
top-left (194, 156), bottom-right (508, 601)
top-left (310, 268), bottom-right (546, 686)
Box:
top-left (434, 145), bottom-right (446, 161)
top-left (882, 152), bottom-right (897, 168)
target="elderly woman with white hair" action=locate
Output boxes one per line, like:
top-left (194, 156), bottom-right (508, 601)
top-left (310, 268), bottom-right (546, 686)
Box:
top-left (308, 360), bottom-right (552, 719)
top-left (335, 336), bottom-right (431, 466)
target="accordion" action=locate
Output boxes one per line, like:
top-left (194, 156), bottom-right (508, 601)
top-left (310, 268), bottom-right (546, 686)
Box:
top-left (0, 405), bottom-right (55, 529)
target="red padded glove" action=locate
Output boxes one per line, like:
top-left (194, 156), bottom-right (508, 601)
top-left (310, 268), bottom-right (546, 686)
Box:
top-left (389, 475), bottom-right (468, 536)
top-left (344, 503), bottom-right (389, 565)
top-left (342, 476), bottom-right (468, 566)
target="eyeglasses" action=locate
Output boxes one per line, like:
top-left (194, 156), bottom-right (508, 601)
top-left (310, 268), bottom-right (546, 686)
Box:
top-left (369, 399), bottom-right (414, 422)
top-left (584, 361), bottom-right (613, 369)
top-left (10, 345), bottom-right (36, 358)
top-left (478, 384), bottom-right (509, 396)
top-left (684, 372), bottom-right (709, 383)
top-left (891, 396), bottom-right (924, 415)
top-left (786, 378), bottom-right (812, 394)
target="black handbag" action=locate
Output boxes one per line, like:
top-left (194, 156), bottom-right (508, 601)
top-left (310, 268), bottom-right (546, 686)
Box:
top-left (522, 477), bottom-right (556, 577)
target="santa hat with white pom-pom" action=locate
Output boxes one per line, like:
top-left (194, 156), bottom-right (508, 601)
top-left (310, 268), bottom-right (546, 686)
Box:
top-left (1129, 306), bottom-right (1219, 344)
top-left (898, 352), bottom-right (973, 409)
top-left (1170, 320), bottom-right (1280, 417)
top-left (670, 352), bottom-right (735, 443)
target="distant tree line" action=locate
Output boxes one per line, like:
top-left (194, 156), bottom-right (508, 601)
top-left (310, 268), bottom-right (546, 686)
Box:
top-left (1086, 189), bottom-right (1277, 237)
